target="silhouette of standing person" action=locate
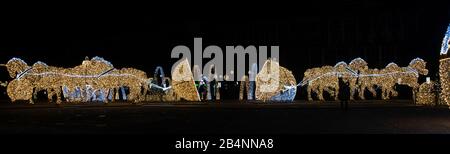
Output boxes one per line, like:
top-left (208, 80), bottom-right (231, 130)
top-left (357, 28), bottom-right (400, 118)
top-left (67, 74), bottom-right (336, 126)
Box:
top-left (338, 77), bottom-right (350, 110)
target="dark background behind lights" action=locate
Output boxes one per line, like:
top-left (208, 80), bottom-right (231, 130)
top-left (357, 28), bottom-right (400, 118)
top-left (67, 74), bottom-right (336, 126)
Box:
top-left (0, 1), bottom-right (448, 100)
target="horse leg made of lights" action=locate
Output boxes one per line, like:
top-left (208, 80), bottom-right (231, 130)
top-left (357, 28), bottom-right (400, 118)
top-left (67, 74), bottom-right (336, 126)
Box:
top-left (6, 79), bottom-right (33, 103)
top-left (398, 74), bottom-right (420, 100)
top-left (358, 76), bottom-right (374, 100)
top-left (317, 85), bottom-right (325, 101)
top-left (3, 58), bottom-right (46, 103)
top-left (394, 59), bottom-right (429, 100)
top-left (332, 86), bottom-right (339, 100)
top-left (320, 68), bottom-right (340, 101)
top-left (328, 76), bottom-right (340, 101)
top-left (306, 82), bottom-right (322, 101)
top-left (306, 82), bottom-right (314, 101)
top-left (381, 75), bottom-right (398, 100)
top-left (30, 74), bottom-right (63, 104)
top-left (322, 83), bottom-right (339, 100)
top-left (128, 84), bottom-right (142, 102)
top-left (358, 78), bottom-right (376, 100)
top-left (368, 82), bottom-right (379, 98)
top-left (381, 85), bottom-right (391, 100)
top-left (37, 75), bottom-right (130, 104)
top-left (302, 66), bottom-right (340, 101)
top-left (121, 69), bottom-right (149, 102)
top-left (47, 86), bottom-right (62, 104)
top-left (347, 77), bottom-right (358, 100)
top-left (302, 68), bottom-right (319, 101)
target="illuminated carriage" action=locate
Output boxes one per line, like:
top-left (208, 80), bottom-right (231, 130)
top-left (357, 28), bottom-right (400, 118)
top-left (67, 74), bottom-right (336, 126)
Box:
top-left (255, 59), bottom-right (297, 102)
top-left (1, 22), bottom-right (448, 104)
top-left (2, 57), bottom-right (175, 104)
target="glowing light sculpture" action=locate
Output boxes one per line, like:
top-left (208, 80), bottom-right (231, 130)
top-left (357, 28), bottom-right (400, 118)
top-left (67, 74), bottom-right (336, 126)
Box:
top-left (4, 57), bottom-right (149, 104)
top-left (439, 58), bottom-right (450, 105)
top-left (416, 80), bottom-right (437, 105)
top-left (440, 23), bottom-right (450, 105)
top-left (300, 61), bottom-right (356, 101)
top-left (300, 57), bottom-right (428, 101)
top-left (171, 58), bottom-right (201, 101)
top-left (255, 59), bottom-right (297, 102)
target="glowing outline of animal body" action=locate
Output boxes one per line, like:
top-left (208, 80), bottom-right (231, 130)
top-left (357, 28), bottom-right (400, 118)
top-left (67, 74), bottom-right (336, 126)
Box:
top-left (4, 57), bottom-right (172, 104)
top-left (299, 58), bottom-right (428, 101)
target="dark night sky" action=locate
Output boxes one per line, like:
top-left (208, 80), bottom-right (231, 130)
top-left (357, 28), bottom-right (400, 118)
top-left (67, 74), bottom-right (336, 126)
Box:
top-left (0, 1), bottom-right (449, 87)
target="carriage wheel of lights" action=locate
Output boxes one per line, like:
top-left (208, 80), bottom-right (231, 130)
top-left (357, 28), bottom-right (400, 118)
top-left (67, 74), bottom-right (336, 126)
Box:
top-left (298, 57), bottom-right (428, 102)
top-left (146, 66), bottom-right (180, 102)
top-left (1, 57), bottom-right (173, 104)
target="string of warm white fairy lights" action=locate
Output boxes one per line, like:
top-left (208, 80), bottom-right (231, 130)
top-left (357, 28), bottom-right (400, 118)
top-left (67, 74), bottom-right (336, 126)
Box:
top-left (297, 69), bottom-right (419, 87)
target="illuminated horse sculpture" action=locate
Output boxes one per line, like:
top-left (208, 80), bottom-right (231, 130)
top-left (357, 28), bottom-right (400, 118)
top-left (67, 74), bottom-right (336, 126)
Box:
top-left (302, 66), bottom-right (338, 101)
top-left (300, 62), bottom-right (356, 101)
top-left (389, 58), bottom-right (428, 99)
top-left (347, 58), bottom-right (370, 100)
top-left (353, 58), bottom-right (428, 100)
top-left (348, 58), bottom-right (428, 100)
top-left (379, 63), bottom-right (400, 100)
top-left (356, 68), bottom-right (380, 100)
top-left (4, 58), bottom-right (43, 103)
top-left (4, 57), bottom-right (150, 104)
top-left (351, 59), bottom-right (401, 100)
top-left (300, 57), bottom-right (428, 101)
top-left (356, 66), bottom-right (407, 100)
top-left (300, 58), bottom-right (365, 101)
